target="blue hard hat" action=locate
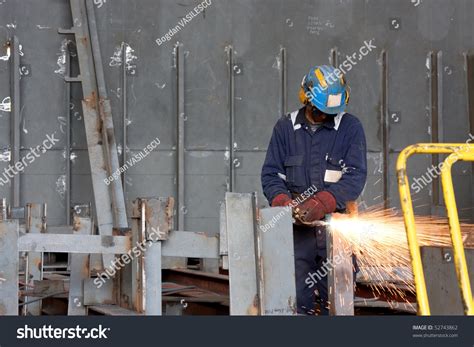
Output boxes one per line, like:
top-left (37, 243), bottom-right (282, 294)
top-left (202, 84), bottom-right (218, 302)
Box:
top-left (299, 65), bottom-right (350, 114)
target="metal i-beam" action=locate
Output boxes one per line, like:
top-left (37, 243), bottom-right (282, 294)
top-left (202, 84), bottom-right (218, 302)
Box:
top-left (18, 234), bottom-right (131, 254)
top-left (9, 36), bottom-right (20, 207)
top-left (65, 45), bottom-right (72, 225)
top-left (60, 0), bottom-right (127, 267)
top-left (85, 0), bottom-right (128, 229)
top-left (176, 44), bottom-right (185, 230)
top-left (380, 49), bottom-right (389, 209)
top-left (227, 47), bottom-right (236, 192)
top-left (121, 42), bottom-right (128, 194)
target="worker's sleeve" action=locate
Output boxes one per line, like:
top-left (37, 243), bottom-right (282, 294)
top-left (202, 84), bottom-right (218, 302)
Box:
top-left (261, 121), bottom-right (290, 204)
top-left (326, 121), bottom-right (367, 210)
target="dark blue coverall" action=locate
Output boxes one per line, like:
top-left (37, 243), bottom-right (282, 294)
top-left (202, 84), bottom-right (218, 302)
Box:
top-left (261, 107), bottom-right (367, 314)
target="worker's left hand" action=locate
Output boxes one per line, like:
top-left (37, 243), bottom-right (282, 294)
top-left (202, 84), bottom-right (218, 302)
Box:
top-left (293, 191), bottom-right (337, 224)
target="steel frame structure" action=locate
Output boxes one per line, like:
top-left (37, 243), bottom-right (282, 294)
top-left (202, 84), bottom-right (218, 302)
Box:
top-left (0, 0), bottom-right (356, 317)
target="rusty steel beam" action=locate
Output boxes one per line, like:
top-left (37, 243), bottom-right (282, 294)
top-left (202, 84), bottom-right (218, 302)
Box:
top-left (85, 0), bottom-right (128, 229)
top-left (18, 233), bottom-right (130, 254)
top-left (59, 0), bottom-right (117, 267)
top-left (163, 269), bottom-right (229, 297)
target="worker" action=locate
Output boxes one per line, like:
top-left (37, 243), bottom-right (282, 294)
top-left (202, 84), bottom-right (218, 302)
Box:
top-left (261, 65), bottom-right (367, 315)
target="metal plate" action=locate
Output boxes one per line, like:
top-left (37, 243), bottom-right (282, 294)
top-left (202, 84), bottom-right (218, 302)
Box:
top-left (259, 207), bottom-right (297, 315)
top-left (225, 192), bottom-right (258, 315)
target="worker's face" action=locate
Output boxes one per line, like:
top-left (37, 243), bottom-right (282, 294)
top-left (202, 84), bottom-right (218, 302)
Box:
top-left (306, 104), bottom-right (327, 122)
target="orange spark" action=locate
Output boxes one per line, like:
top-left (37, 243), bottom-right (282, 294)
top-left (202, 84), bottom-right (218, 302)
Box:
top-left (328, 207), bottom-right (473, 297)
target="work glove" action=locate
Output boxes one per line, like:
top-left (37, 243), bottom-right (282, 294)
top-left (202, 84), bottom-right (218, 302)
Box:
top-left (271, 193), bottom-right (292, 207)
top-left (293, 191), bottom-right (336, 225)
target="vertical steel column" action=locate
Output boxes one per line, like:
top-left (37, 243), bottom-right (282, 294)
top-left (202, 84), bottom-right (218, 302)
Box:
top-left (65, 45), bottom-right (72, 225)
top-left (24, 204), bottom-right (45, 315)
top-left (380, 50), bottom-right (389, 208)
top-left (280, 47), bottom-right (287, 116)
top-left (121, 42), bottom-right (128, 195)
top-left (252, 194), bottom-right (263, 315)
top-left (429, 51), bottom-right (444, 211)
top-left (464, 53), bottom-right (474, 177)
top-left (9, 36), bottom-right (20, 206)
top-left (219, 201), bottom-right (229, 269)
top-left (129, 199), bottom-right (144, 312)
top-left (0, 198), bottom-right (6, 221)
top-left (144, 198), bottom-right (173, 315)
top-left (227, 46), bottom-right (236, 192)
top-left (176, 44), bottom-right (185, 230)
top-left (85, 0), bottom-right (128, 229)
top-left (60, 0), bottom-right (120, 267)
top-left (129, 198), bottom-right (173, 315)
top-left (0, 220), bottom-right (19, 315)
top-left (67, 214), bottom-right (92, 315)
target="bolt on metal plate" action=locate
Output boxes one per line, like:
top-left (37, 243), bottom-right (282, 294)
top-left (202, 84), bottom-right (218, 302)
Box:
top-left (442, 249), bottom-right (452, 263)
top-left (233, 63), bottom-right (243, 76)
top-left (389, 18), bottom-right (401, 31)
top-left (390, 111), bottom-right (401, 124)
top-left (19, 64), bottom-right (31, 77)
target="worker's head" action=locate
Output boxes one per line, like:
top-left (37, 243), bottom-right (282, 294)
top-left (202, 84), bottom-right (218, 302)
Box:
top-left (299, 65), bottom-right (350, 117)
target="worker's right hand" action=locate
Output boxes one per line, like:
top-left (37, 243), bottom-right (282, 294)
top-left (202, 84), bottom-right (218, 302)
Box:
top-left (271, 193), bottom-right (292, 207)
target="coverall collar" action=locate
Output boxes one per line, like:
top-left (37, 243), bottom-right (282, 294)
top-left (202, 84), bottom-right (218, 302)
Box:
top-left (295, 107), bottom-right (337, 130)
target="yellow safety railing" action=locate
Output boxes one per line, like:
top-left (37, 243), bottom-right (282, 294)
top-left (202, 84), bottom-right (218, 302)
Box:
top-left (397, 143), bottom-right (474, 316)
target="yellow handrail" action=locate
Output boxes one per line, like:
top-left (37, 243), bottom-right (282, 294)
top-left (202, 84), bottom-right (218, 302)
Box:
top-left (396, 143), bottom-right (474, 315)
top-left (440, 151), bottom-right (474, 315)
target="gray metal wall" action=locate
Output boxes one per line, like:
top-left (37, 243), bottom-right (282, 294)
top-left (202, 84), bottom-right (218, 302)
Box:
top-left (0, 0), bottom-right (473, 234)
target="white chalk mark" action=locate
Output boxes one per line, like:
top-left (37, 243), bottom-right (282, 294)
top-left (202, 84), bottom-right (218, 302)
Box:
top-left (0, 96), bottom-right (11, 112)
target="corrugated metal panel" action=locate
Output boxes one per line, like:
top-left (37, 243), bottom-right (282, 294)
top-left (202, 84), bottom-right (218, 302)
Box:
top-left (0, 0), bottom-right (472, 234)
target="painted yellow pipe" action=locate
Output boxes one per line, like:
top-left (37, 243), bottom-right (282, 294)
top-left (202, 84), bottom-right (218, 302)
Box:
top-left (440, 151), bottom-right (474, 315)
top-left (396, 143), bottom-right (474, 315)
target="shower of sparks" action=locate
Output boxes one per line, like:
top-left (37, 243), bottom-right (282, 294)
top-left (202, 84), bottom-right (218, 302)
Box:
top-left (327, 207), bottom-right (473, 307)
